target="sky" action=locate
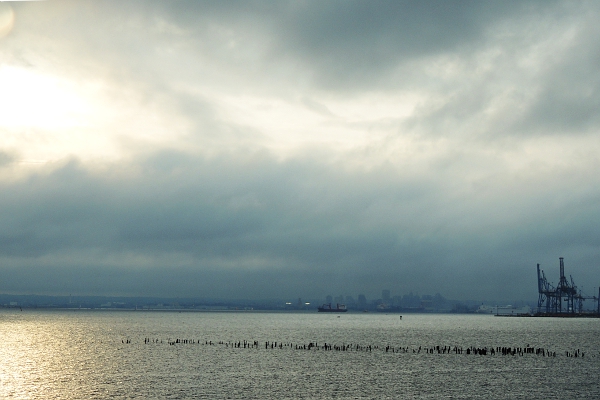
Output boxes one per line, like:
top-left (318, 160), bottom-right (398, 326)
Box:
top-left (1, 0), bottom-right (600, 302)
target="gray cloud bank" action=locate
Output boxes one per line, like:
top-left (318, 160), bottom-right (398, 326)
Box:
top-left (1, 1), bottom-right (600, 301)
top-left (1, 150), bottom-right (599, 300)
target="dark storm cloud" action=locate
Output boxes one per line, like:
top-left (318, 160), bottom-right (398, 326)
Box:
top-left (11, 1), bottom-right (556, 90)
top-left (149, 0), bottom-right (556, 91)
top-left (266, 0), bottom-right (524, 89)
top-left (110, 0), bottom-right (600, 140)
top-left (1, 149), bottom-right (600, 300)
top-left (391, 1), bottom-right (600, 141)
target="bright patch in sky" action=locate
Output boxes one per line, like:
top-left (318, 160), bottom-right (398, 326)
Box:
top-left (0, 66), bottom-right (109, 163)
top-left (0, 65), bottom-right (192, 163)
top-left (0, 66), bottom-right (91, 130)
top-left (0, 3), bottom-right (14, 39)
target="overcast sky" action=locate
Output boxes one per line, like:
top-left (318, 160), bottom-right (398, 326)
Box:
top-left (1, 1), bottom-right (599, 302)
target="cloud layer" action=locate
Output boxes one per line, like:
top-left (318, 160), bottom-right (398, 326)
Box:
top-left (1, 1), bottom-right (599, 301)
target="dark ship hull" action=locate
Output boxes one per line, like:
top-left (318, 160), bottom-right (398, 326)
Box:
top-left (318, 303), bottom-right (347, 312)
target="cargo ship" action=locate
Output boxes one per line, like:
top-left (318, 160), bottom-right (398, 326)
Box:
top-left (476, 305), bottom-right (532, 316)
top-left (318, 303), bottom-right (347, 312)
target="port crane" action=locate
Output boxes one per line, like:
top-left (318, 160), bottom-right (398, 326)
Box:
top-left (536, 257), bottom-right (599, 315)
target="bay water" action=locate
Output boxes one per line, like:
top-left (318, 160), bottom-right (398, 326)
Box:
top-left (1, 310), bottom-right (598, 399)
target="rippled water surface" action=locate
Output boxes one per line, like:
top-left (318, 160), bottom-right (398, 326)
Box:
top-left (1, 310), bottom-right (599, 399)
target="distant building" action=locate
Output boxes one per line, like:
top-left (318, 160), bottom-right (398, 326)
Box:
top-left (420, 295), bottom-right (433, 310)
top-left (476, 305), bottom-right (532, 315)
top-left (345, 296), bottom-right (356, 307)
top-left (403, 292), bottom-right (421, 308)
top-left (358, 294), bottom-right (367, 309)
top-left (382, 290), bottom-right (390, 303)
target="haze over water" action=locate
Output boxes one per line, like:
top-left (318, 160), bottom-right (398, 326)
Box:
top-left (1, 310), bottom-right (598, 399)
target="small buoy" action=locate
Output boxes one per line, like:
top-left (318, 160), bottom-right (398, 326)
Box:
top-left (399, 316), bottom-right (402, 320)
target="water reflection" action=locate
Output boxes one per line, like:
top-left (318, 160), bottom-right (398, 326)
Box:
top-left (0, 310), bottom-right (598, 398)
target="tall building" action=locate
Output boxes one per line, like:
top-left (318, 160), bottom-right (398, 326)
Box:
top-left (382, 290), bottom-right (390, 303)
top-left (358, 294), bottom-right (367, 309)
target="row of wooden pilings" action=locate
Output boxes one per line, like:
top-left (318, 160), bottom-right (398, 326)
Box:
top-left (124, 338), bottom-right (572, 357)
